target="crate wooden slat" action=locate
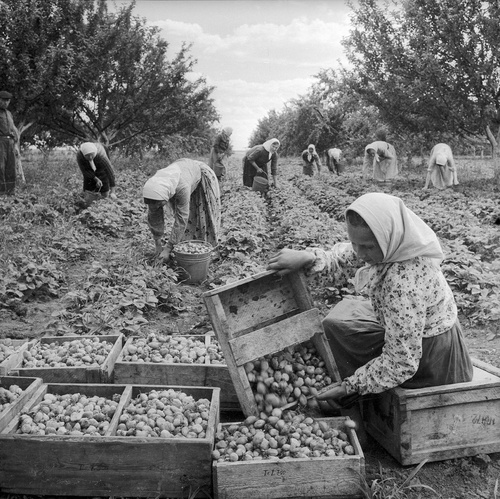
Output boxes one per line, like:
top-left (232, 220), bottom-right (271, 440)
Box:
top-left (0, 376), bottom-right (43, 432)
top-left (213, 417), bottom-right (365, 499)
top-left (0, 382), bottom-right (220, 497)
top-left (203, 271), bottom-right (341, 417)
top-left (10, 334), bottom-right (124, 383)
top-left (363, 358), bottom-right (500, 465)
top-left (0, 339), bottom-right (30, 376)
top-left (113, 334), bottom-right (240, 411)
top-left (203, 270), bottom-right (314, 338)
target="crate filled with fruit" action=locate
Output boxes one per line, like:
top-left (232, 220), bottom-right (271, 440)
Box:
top-left (0, 382), bottom-right (220, 497)
top-left (0, 338), bottom-right (31, 376)
top-left (114, 332), bottom-right (240, 411)
top-left (212, 409), bottom-right (364, 499)
top-left (10, 334), bottom-right (124, 383)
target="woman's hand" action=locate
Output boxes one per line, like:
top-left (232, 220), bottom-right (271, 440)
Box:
top-left (267, 248), bottom-right (315, 276)
top-left (316, 382), bottom-right (348, 401)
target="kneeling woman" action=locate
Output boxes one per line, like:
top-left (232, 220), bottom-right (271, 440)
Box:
top-left (267, 193), bottom-right (473, 438)
top-left (143, 158), bottom-right (221, 261)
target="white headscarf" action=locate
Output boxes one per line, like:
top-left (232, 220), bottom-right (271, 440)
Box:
top-left (142, 163), bottom-right (182, 201)
top-left (346, 193), bottom-right (444, 292)
top-left (263, 138), bottom-right (280, 159)
top-left (222, 126), bottom-right (233, 136)
top-left (80, 142), bottom-right (98, 171)
top-left (306, 144), bottom-right (316, 162)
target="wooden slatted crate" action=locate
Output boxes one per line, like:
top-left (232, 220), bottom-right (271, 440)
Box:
top-left (0, 376), bottom-right (43, 432)
top-left (0, 338), bottom-right (30, 376)
top-left (213, 417), bottom-right (365, 499)
top-left (113, 333), bottom-right (240, 411)
top-left (9, 334), bottom-right (124, 383)
top-left (203, 270), bottom-right (341, 417)
top-left (362, 358), bottom-right (500, 465)
top-left (0, 382), bottom-right (220, 497)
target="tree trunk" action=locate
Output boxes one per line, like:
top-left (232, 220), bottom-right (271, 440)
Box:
top-left (485, 126), bottom-right (500, 183)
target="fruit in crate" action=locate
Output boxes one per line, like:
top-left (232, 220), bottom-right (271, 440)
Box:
top-left (16, 392), bottom-right (121, 436)
top-left (21, 338), bottom-right (114, 368)
top-left (116, 388), bottom-right (211, 438)
top-left (213, 410), bottom-right (354, 462)
top-left (244, 341), bottom-right (333, 413)
top-left (0, 385), bottom-right (23, 411)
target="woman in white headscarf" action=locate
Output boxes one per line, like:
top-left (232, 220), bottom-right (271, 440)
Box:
top-left (242, 138), bottom-right (280, 189)
top-left (301, 144), bottom-right (322, 176)
top-left (267, 193), bottom-right (472, 433)
top-left (363, 140), bottom-right (398, 182)
top-left (143, 158), bottom-right (221, 261)
top-left (76, 141), bottom-right (116, 206)
top-left (208, 126), bottom-right (233, 182)
top-left (424, 143), bottom-right (459, 190)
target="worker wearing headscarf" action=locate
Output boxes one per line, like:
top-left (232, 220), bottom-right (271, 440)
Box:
top-left (242, 138), bottom-right (280, 189)
top-left (267, 193), bottom-right (473, 397)
top-left (301, 144), bottom-right (322, 176)
top-left (424, 143), bottom-right (459, 190)
top-left (143, 158), bottom-right (221, 261)
top-left (76, 141), bottom-right (116, 207)
top-left (326, 148), bottom-right (342, 175)
top-left (363, 141), bottom-right (398, 182)
top-left (208, 126), bottom-right (233, 182)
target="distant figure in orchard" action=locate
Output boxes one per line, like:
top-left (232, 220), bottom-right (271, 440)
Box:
top-left (301, 144), bottom-right (322, 176)
top-left (208, 126), bottom-right (233, 182)
top-left (326, 147), bottom-right (342, 175)
top-left (76, 142), bottom-right (117, 207)
top-left (243, 138), bottom-right (280, 189)
top-left (363, 141), bottom-right (398, 182)
top-left (0, 90), bottom-right (18, 195)
top-left (423, 143), bottom-right (459, 190)
top-left (142, 158), bottom-right (221, 262)
top-left (267, 192), bottom-right (473, 442)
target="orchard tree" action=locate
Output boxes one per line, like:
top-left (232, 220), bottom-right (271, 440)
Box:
top-left (0, 0), bottom-right (218, 151)
top-left (343, 0), bottom-right (500, 173)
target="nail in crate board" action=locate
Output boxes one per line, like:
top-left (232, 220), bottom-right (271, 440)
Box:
top-left (0, 338), bottom-right (30, 376)
top-left (203, 271), bottom-right (342, 417)
top-left (362, 358), bottom-right (500, 466)
top-left (113, 333), bottom-right (240, 411)
top-left (0, 382), bottom-right (220, 497)
top-left (0, 376), bottom-right (43, 432)
top-left (213, 416), bottom-right (365, 499)
top-left (8, 334), bottom-right (124, 383)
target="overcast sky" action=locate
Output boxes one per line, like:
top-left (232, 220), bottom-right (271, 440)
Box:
top-left (111, 0), bottom-right (352, 149)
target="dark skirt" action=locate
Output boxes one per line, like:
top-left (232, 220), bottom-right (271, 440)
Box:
top-left (322, 298), bottom-right (473, 390)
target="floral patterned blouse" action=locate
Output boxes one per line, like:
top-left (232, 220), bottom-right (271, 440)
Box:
top-left (306, 243), bottom-right (457, 394)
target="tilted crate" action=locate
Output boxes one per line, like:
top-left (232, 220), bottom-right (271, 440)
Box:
top-left (0, 382), bottom-right (220, 497)
top-left (362, 358), bottom-right (500, 465)
top-left (203, 270), bottom-right (341, 417)
top-left (113, 333), bottom-right (240, 411)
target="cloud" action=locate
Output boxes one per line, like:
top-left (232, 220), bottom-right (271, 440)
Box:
top-left (208, 77), bottom-right (315, 149)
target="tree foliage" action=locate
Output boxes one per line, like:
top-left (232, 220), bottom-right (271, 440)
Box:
top-left (343, 0), bottom-right (500, 157)
top-left (0, 0), bottom-right (219, 151)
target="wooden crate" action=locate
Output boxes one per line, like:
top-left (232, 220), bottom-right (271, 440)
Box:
top-left (0, 382), bottom-right (220, 497)
top-left (0, 376), bottom-right (43, 432)
top-left (362, 358), bottom-right (500, 465)
top-left (113, 333), bottom-right (240, 411)
top-left (203, 270), bottom-right (341, 417)
top-left (213, 417), bottom-right (365, 499)
top-left (9, 334), bottom-right (124, 383)
top-left (0, 338), bottom-right (30, 376)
